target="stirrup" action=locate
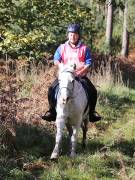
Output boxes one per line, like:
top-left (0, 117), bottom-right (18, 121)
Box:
top-left (89, 111), bottom-right (102, 122)
top-left (41, 110), bottom-right (56, 122)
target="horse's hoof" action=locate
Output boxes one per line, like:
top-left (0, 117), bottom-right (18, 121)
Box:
top-left (70, 152), bottom-right (76, 158)
top-left (50, 153), bottom-right (59, 160)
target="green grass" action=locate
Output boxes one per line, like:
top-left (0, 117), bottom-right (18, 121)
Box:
top-left (1, 83), bottom-right (135, 180)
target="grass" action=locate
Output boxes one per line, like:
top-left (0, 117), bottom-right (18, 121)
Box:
top-left (1, 59), bottom-right (135, 179)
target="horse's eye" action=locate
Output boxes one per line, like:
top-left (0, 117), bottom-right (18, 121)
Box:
top-left (72, 79), bottom-right (75, 83)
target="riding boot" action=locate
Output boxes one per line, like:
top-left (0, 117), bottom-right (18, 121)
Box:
top-left (80, 76), bottom-right (102, 122)
top-left (89, 90), bottom-right (102, 122)
top-left (41, 79), bottom-right (58, 122)
top-left (89, 110), bottom-right (102, 122)
top-left (41, 107), bottom-right (56, 122)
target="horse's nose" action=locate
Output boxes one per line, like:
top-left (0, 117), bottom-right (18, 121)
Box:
top-left (61, 97), bottom-right (69, 104)
top-left (62, 98), bottom-right (67, 104)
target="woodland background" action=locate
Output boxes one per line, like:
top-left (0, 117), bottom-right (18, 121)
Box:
top-left (0, 0), bottom-right (135, 60)
top-left (0, 0), bottom-right (135, 179)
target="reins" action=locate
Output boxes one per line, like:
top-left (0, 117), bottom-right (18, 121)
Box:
top-left (58, 70), bottom-right (75, 100)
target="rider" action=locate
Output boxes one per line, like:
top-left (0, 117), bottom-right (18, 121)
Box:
top-left (42, 23), bottom-right (101, 122)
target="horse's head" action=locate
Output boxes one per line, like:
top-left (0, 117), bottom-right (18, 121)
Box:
top-left (58, 62), bottom-right (76, 74)
top-left (58, 63), bottom-right (76, 105)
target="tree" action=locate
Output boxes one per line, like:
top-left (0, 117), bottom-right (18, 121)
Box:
top-left (120, 0), bottom-right (135, 57)
top-left (121, 1), bottom-right (128, 57)
top-left (105, 0), bottom-right (113, 48)
top-left (0, 0), bottom-right (94, 59)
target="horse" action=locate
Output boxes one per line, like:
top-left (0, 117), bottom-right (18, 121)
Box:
top-left (50, 63), bottom-right (89, 159)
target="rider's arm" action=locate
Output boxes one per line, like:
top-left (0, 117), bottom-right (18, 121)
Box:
top-left (53, 45), bottom-right (62, 66)
top-left (75, 47), bottom-right (92, 76)
top-left (85, 47), bottom-right (92, 66)
top-left (54, 61), bottom-right (61, 66)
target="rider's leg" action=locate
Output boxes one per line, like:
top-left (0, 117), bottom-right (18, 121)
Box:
top-left (80, 76), bottom-right (101, 122)
top-left (42, 79), bottom-right (58, 121)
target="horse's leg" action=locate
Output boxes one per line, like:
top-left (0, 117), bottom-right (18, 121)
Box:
top-left (66, 123), bottom-right (73, 154)
top-left (70, 127), bottom-right (78, 157)
top-left (81, 119), bottom-right (88, 149)
top-left (66, 123), bottom-right (73, 137)
top-left (50, 120), bottom-right (64, 160)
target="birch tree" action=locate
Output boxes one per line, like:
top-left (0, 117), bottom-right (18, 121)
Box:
top-left (120, 0), bottom-right (135, 57)
top-left (121, 1), bottom-right (129, 57)
top-left (105, 0), bottom-right (113, 47)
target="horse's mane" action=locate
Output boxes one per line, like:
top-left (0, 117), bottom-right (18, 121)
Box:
top-left (58, 63), bottom-right (76, 75)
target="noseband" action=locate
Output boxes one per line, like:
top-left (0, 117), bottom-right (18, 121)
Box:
top-left (58, 70), bottom-right (75, 100)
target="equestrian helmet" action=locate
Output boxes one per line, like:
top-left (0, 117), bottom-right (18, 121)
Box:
top-left (67, 23), bottom-right (81, 34)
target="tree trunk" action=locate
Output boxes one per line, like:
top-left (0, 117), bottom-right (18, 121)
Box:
top-left (105, 0), bottom-right (113, 46)
top-left (121, 1), bottom-right (129, 57)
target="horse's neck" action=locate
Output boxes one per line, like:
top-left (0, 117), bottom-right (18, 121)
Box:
top-left (73, 80), bottom-right (85, 97)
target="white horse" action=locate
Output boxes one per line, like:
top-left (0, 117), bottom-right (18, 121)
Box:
top-left (50, 63), bottom-right (89, 159)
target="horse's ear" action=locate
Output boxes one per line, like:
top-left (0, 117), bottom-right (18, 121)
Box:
top-left (73, 63), bottom-right (76, 70)
top-left (69, 63), bottom-right (76, 70)
top-left (71, 63), bottom-right (76, 71)
top-left (58, 63), bottom-right (64, 71)
top-left (66, 63), bottom-right (76, 73)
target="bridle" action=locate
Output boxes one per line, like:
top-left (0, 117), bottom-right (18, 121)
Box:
top-left (58, 70), bottom-right (75, 101)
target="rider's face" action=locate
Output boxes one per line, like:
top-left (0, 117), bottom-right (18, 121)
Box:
top-left (68, 32), bottom-right (79, 45)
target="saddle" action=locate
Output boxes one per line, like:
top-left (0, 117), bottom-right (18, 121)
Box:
top-left (45, 78), bottom-right (102, 122)
top-left (76, 77), bottom-right (90, 100)
top-left (49, 77), bottom-right (90, 110)
top-left (76, 77), bottom-right (90, 114)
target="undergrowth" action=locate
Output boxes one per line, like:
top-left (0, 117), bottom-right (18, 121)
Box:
top-left (0, 58), bottom-right (135, 179)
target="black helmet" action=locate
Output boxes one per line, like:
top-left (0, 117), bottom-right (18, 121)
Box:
top-left (67, 23), bottom-right (81, 34)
